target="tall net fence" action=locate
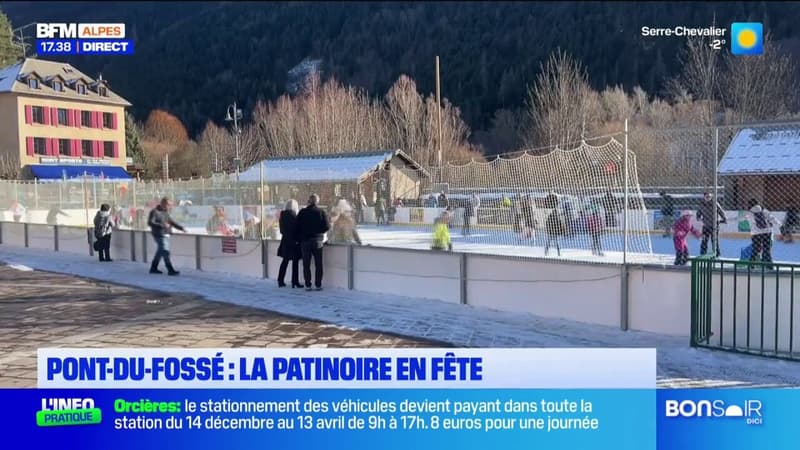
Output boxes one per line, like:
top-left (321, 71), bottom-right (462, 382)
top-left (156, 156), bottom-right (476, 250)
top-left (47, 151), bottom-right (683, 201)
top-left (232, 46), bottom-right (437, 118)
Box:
top-left (431, 135), bottom-right (653, 262)
top-left (3, 121), bottom-right (800, 265)
top-left (630, 121), bottom-right (800, 264)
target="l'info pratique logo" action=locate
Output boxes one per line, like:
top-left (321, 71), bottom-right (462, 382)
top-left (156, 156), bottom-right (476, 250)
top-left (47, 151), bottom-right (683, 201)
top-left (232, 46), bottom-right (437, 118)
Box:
top-left (664, 399), bottom-right (763, 425)
top-left (37, 397), bottom-right (102, 427)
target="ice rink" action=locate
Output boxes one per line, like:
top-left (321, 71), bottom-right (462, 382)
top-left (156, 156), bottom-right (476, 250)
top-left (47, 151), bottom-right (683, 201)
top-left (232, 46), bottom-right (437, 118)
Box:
top-left (187, 223), bottom-right (800, 266)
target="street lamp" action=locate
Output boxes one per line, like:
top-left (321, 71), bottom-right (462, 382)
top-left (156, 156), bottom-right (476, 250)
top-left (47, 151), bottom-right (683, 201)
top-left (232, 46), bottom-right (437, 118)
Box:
top-left (12, 23), bottom-right (36, 58)
top-left (225, 102), bottom-right (243, 181)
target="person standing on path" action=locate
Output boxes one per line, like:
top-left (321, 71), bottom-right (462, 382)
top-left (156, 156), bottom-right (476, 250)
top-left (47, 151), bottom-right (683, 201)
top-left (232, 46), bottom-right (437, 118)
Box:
top-left (296, 194), bottom-right (330, 291)
top-left (147, 197), bottom-right (186, 276)
top-left (93, 204), bottom-right (114, 262)
top-left (277, 199), bottom-right (302, 288)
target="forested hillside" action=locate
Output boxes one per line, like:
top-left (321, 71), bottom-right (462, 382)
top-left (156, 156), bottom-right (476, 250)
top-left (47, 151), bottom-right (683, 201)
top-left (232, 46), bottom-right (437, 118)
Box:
top-left (3, 1), bottom-right (799, 143)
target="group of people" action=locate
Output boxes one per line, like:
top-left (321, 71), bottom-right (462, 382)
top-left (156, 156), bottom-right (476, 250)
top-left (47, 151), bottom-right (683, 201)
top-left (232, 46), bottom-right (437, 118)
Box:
top-left (509, 192), bottom-right (607, 257)
top-left (661, 191), bottom-right (790, 267)
top-left (276, 194), bottom-right (335, 290)
top-left (90, 197), bottom-right (186, 275)
top-left (354, 192), bottom-right (403, 225)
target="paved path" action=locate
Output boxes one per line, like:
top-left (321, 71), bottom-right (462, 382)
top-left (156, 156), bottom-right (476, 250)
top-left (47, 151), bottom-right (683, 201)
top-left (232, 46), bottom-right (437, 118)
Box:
top-left (0, 265), bottom-right (436, 387)
top-left (0, 246), bottom-right (798, 388)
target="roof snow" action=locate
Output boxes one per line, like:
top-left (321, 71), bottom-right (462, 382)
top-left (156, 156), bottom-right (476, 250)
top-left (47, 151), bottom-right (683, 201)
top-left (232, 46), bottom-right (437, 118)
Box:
top-left (719, 128), bottom-right (800, 176)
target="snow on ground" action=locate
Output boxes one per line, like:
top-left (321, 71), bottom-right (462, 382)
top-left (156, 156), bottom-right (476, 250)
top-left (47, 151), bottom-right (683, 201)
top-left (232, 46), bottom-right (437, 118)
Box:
top-left (1, 246), bottom-right (797, 388)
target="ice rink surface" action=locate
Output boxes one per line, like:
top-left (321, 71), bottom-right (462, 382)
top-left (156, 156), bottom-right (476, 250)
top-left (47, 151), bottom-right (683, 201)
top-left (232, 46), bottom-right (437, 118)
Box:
top-left (188, 223), bottom-right (800, 266)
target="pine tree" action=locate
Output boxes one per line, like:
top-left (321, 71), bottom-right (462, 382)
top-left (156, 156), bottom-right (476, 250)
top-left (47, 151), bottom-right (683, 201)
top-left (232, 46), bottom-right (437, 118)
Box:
top-left (125, 112), bottom-right (144, 164)
top-left (0, 7), bottom-right (23, 68)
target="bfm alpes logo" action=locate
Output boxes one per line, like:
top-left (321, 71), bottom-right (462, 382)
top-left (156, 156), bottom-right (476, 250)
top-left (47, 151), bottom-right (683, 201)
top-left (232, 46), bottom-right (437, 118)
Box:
top-left (35, 23), bottom-right (132, 55)
top-left (36, 23), bottom-right (125, 39)
top-left (665, 399), bottom-right (763, 425)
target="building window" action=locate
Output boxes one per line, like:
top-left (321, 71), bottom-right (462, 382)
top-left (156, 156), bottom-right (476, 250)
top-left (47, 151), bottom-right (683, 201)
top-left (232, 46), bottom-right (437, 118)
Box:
top-left (102, 112), bottom-right (113, 129)
top-left (33, 137), bottom-right (47, 155)
top-left (81, 140), bottom-right (93, 157)
top-left (53, 81), bottom-right (63, 92)
top-left (103, 141), bottom-right (114, 158)
top-left (31, 106), bottom-right (45, 124)
top-left (98, 86), bottom-right (108, 97)
top-left (57, 108), bottom-right (69, 125)
top-left (58, 139), bottom-right (71, 156)
top-left (28, 78), bottom-right (39, 89)
top-left (77, 84), bottom-right (86, 95)
top-left (81, 110), bottom-right (92, 127)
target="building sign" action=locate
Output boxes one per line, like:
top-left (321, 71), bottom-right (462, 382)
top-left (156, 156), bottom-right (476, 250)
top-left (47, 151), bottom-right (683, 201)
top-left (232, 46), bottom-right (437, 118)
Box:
top-left (221, 237), bottom-right (237, 254)
top-left (39, 157), bottom-right (112, 166)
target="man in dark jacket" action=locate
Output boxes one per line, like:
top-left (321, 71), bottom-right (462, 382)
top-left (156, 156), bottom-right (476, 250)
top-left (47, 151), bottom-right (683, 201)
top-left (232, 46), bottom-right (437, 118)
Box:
top-left (658, 192), bottom-right (675, 237)
top-left (147, 197), bottom-right (186, 275)
top-left (296, 194), bottom-right (330, 291)
top-left (696, 191), bottom-right (727, 257)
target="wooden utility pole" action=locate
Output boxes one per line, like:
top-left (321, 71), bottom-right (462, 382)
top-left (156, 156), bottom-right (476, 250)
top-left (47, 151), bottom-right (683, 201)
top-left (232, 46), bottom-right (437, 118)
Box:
top-left (435, 55), bottom-right (443, 167)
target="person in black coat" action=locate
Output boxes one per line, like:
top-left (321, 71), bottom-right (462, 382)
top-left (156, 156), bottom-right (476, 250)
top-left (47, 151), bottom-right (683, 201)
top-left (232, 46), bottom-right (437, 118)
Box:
top-left (277, 199), bottom-right (302, 288)
top-left (296, 194), bottom-right (330, 291)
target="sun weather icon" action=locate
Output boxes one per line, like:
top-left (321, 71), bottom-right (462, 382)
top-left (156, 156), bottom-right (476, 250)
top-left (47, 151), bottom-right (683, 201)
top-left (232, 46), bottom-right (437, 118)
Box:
top-left (731, 22), bottom-right (763, 55)
top-left (724, 405), bottom-right (744, 417)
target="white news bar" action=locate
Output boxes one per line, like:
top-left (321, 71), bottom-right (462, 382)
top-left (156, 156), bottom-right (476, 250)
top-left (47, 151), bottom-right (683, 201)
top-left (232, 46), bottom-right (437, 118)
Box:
top-left (37, 348), bottom-right (656, 389)
top-left (77, 23), bottom-right (125, 39)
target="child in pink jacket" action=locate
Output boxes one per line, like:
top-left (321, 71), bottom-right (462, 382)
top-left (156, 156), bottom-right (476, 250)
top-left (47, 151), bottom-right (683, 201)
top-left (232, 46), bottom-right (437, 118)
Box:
top-left (673, 211), bottom-right (702, 265)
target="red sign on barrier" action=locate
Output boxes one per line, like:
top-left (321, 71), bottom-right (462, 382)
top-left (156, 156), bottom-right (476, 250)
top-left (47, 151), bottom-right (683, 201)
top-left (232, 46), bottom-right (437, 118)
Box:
top-left (221, 237), bottom-right (237, 254)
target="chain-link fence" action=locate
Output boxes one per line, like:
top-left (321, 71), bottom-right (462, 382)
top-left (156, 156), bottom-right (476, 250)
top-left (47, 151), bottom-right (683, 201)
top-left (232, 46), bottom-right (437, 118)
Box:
top-left (2, 120), bottom-right (799, 265)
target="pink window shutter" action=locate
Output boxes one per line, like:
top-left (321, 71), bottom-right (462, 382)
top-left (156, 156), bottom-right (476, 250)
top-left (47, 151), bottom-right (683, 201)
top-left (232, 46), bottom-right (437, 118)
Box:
top-left (24, 105), bottom-right (32, 124)
top-left (93, 140), bottom-right (101, 158)
top-left (51, 138), bottom-right (59, 156)
top-left (51, 108), bottom-right (58, 126)
top-left (70, 139), bottom-right (78, 157)
top-left (97, 111), bottom-right (104, 128)
top-left (45, 138), bottom-right (52, 155)
top-left (42, 107), bottom-right (50, 125)
top-left (66, 109), bottom-right (73, 126)
top-left (112, 141), bottom-right (119, 158)
top-left (76, 110), bottom-right (82, 128)
top-left (111, 112), bottom-right (118, 129)
top-left (26, 137), bottom-right (34, 156)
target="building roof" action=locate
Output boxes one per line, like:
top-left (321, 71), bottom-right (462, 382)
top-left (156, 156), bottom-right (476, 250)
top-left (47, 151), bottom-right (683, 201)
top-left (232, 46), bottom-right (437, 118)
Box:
top-left (718, 128), bottom-right (800, 176)
top-left (238, 149), bottom-right (428, 183)
top-left (0, 58), bottom-right (131, 106)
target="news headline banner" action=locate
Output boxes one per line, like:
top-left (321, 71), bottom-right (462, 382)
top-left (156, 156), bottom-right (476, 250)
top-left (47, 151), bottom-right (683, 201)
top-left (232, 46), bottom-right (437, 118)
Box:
top-left (37, 348), bottom-right (656, 389)
top-left (4, 388), bottom-right (656, 450)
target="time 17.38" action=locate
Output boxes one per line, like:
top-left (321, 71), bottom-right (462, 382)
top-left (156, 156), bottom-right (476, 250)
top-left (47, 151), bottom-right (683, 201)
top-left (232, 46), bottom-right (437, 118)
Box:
top-left (36, 40), bottom-right (76, 55)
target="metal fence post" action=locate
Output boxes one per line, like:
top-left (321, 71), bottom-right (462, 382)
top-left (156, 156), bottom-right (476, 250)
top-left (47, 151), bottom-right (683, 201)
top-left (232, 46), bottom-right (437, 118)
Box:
top-left (713, 127), bottom-right (720, 257)
top-left (24, 223), bottom-right (29, 248)
top-left (620, 264), bottom-right (629, 331)
top-left (347, 245), bottom-right (354, 290)
top-left (623, 119), bottom-right (629, 265)
top-left (87, 228), bottom-right (93, 256)
top-left (54, 225), bottom-right (59, 252)
top-left (196, 235), bottom-right (202, 271)
top-left (0, 221), bottom-right (4, 244)
top-left (130, 231), bottom-right (136, 261)
top-left (460, 253), bottom-right (468, 305)
top-left (261, 239), bottom-right (269, 280)
top-left (141, 231), bottom-right (148, 263)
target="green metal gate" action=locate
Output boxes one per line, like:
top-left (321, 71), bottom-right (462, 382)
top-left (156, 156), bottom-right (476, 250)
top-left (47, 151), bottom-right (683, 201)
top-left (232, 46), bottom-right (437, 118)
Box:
top-left (690, 256), bottom-right (799, 361)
